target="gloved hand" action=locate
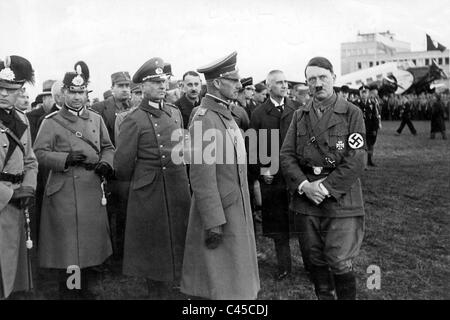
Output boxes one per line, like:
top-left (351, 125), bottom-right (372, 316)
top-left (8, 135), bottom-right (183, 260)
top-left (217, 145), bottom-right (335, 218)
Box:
top-left (65, 151), bottom-right (87, 167)
top-left (95, 161), bottom-right (113, 178)
top-left (11, 186), bottom-right (35, 209)
top-left (205, 226), bottom-right (223, 250)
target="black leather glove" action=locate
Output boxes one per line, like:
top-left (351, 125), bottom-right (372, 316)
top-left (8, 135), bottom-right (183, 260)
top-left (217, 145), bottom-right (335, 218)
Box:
top-left (65, 151), bottom-right (87, 167)
top-left (94, 161), bottom-right (113, 178)
top-left (11, 186), bottom-right (35, 209)
top-left (205, 226), bottom-right (223, 250)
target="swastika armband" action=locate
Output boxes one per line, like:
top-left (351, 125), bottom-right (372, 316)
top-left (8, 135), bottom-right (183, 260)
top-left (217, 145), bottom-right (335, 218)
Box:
top-left (348, 133), bottom-right (364, 149)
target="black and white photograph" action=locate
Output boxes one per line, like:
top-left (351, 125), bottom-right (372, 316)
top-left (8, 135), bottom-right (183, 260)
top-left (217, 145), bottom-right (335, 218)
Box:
top-left (0, 0), bottom-right (448, 306)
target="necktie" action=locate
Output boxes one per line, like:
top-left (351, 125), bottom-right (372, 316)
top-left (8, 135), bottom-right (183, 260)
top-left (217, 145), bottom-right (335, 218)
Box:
top-left (276, 105), bottom-right (284, 113)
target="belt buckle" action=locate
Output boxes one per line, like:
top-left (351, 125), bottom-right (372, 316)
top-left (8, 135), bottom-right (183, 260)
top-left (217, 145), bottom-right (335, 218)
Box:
top-left (313, 166), bottom-right (322, 175)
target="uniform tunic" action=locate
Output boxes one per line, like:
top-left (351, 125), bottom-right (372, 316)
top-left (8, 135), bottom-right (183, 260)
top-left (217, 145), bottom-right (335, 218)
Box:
top-left (33, 107), bottom-right (114, 269)
top-left (280, 94), bottom-right (366, 273)
top-left (0, 109), bottom-right (38, 298)
top-left (181, 94), bottom-right (260, 300)
top-left (354, 98), bottom-right (380, 149)
top-left (114, 99), bottom-right (190, 282)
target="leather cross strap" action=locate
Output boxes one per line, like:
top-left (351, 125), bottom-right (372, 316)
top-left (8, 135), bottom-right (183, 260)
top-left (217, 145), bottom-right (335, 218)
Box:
top-left (51, 116), bottom-right (100, 155)
top-left (0, 120), bottom-right (26, 169)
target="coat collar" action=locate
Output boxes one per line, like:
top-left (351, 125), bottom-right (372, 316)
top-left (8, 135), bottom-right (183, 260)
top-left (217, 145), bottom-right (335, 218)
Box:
top-left (59, 105), bottom-right (90, 122)
top-left (202, 94), bottom-right (233, 120)
top-left (138, 98), bottom-right (172, 118)
top-left (305, 94), bottom-right (348, 131)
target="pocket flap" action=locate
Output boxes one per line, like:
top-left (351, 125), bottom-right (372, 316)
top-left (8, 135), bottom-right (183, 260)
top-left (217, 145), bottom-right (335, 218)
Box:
top-left (132, 171), bottom-right (157, 190)
top-left (330, 127), bottom-right (349, 136)
top-left (220, 189), bottom-right (239, 209)
top-left (46, 180), bottom-right (65, 196)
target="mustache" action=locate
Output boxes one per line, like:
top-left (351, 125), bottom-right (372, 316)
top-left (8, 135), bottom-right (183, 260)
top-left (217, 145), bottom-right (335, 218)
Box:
top-left (315, 86), bottom-right (323, 92)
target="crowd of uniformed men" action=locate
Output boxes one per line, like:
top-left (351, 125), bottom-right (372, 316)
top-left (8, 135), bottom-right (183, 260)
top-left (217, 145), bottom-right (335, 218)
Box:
top-left (0, 52), bottom-right (446, 300)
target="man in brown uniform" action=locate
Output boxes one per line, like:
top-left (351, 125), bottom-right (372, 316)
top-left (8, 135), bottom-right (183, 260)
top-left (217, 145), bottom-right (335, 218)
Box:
top-left (280, 57), bottom-right (366, 300)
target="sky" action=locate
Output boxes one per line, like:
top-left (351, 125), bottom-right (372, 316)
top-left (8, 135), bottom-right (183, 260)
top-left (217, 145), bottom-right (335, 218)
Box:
top-left (2, 0), bottom-right (450, 100)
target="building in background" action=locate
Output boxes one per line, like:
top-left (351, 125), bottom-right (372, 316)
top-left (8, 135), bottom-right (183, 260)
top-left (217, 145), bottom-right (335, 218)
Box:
top-left (341, 31), bottom-right (450, 89)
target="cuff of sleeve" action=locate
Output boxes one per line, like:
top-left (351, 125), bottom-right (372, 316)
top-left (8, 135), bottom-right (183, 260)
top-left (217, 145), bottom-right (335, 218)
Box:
top-left (297, 180), bottom-right (308, 195)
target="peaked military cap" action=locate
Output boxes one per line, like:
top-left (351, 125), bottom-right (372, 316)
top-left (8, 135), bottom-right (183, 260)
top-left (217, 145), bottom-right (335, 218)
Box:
top-left (359, 84), bottom-right (370, 91)
top-left (133, 57), bottom-right (171, 83)
top-left (197, 51), bottom-right (240, 80)
top-left (240, 77), bottom-right (253, 88)
top-left (0, 55), bottom-right (34, 89)
top-left (163, 63), bottom-right (173, 76)
top-left (368, 82), bottom-right (379, 91)
top-left (340, 85), bottom-right (350, 93)
top-left (63, 61), bottom-right (90, 92)
top-left (111, 71), bottom-right (131, 85)
top-left (254, 83), bottom-right (267, 93)
top-left (130, 82), bottom-right (142, 93)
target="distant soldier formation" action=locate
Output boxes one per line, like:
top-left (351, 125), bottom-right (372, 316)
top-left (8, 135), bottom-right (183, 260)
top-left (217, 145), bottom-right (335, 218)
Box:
top-left (0, 51), bottom-right (448, 301)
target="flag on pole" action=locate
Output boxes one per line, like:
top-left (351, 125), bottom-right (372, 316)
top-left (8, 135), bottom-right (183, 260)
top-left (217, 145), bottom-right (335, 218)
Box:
top-left (426, 34), bottom-right (447, 52)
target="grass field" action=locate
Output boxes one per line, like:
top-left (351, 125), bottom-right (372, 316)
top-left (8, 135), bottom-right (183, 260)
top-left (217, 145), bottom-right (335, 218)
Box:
top-left (23, 120), bottom-right (450, 300)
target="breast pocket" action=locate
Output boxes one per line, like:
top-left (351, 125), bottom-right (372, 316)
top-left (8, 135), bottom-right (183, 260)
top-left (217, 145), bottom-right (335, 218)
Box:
top-left (329, 126), bottom-right (349, 153)
top-left (296, 125), bottom-right (309, 155)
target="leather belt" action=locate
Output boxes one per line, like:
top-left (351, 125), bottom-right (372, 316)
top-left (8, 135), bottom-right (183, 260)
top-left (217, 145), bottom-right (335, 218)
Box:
top-left (0, 172), bottom-right (25, 184)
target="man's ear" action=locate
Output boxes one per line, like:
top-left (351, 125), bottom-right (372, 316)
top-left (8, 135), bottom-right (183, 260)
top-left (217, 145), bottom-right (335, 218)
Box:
top-left (213, 78), bottom-right (221, 90)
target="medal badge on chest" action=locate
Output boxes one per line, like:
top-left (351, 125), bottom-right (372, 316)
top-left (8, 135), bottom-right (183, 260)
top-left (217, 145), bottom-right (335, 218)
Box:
top-left (336, 140), bottom-right (345, 151)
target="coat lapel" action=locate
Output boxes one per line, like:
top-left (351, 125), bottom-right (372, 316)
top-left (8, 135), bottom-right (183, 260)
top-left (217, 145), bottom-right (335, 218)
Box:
top-left (265, 100), bottom-right (281, 120)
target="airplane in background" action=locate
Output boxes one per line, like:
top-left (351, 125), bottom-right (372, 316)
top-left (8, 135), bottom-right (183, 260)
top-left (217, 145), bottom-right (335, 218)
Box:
top-left (336, 60), bottom-right (447, 96)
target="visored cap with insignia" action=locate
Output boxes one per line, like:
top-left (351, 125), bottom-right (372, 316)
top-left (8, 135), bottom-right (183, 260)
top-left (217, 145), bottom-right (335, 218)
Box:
top-left (359, 84), bottom-right (370, 92)
top-left (111, 71), bottom-right (131, 85)
top-left (63, 61), bottom-right (90, 92)
top-left (133, 57), bottom-right (171, 83)
top-left (197, 51), bottom-right (240, 81)
top-left (0, 55), bottom-right (35, 89)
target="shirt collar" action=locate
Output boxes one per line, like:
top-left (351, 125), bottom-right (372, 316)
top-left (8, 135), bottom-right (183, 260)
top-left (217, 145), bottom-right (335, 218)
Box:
top-left (270, 96), bottom-right (285, 107)
top-left (205, 93), bottom-right (230, 109)
top-left (148, 100), bottom-right (161, 109)
top-left (65, 105), bottom-right (86, 117)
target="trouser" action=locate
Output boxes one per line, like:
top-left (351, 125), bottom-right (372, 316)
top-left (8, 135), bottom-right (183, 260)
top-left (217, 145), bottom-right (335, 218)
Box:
top-left (271, 232), bottom-right (312, 274)
top-left (298, 215), bottom-right (364, 299)
top-left (106, 180), bottom-right (129, 260)
top-left (430, 130), bottom-right (447, 139)
top-left (397, 118), bottom-right (417, 134)
top-left (146, 278), bottom-right (174, 300)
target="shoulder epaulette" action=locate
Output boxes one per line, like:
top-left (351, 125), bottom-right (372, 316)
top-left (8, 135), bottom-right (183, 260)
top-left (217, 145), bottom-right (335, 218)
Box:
top-left (45, 110), bottom-right (59, 119)
top-left (165, 102), bottom-right (179, 110)
top-left (88, 107), bottom-right (100, 114)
